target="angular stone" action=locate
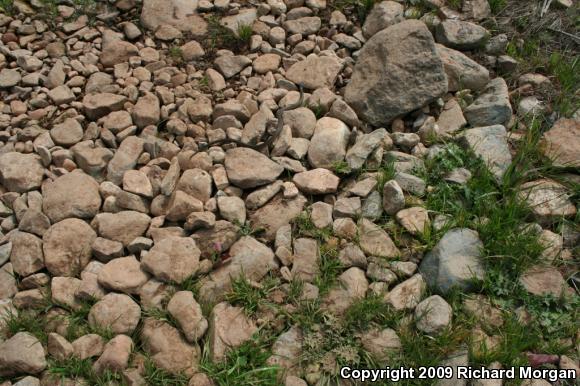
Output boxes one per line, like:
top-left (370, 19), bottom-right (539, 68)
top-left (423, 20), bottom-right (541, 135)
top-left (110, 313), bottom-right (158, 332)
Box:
top-left (167, 291), bottom-right (208, 343)
top-left (436, 44), bottom-right (489, 92)
top-left (89, 293), bottom-right (141, 335)
top-left (345, 20), bottom-right (447, 126)
top-left (214, 55), bottom-right (252, 79)
top-left (198, 236), bottom-right (276, 304)
top-left (42, 171), bottom-right (101, 223)
top-left (517, 179), bottom-right (576, 225)
top-left (396, 207), bottom-right (430, 235)
top-left (133, 92), bottom-right (160, 129)
top-left (307, 117), bottom-right (350, 169)
top-left (382, 180), bottom-right (405, 215)
top-left (436, 20), bottom-right (489, 50)
top-left (322, 267), bottom-right (368, 315)
top-left (249, 194), bottom-right (307, 241)
top-left (83, 93), bottom-right (127, 120)
top-left (384, 274), bottom-right (426, 310)
top-left (360, 328), bottom-right (401, 365)
top-left (346, 128), bottom-right (387, 171)
top-left (107, 136), bottom-right (144, 185)
top-left (208, 302), bottom-right (257, 362)
top-left (415, 295), bottom-right (452, 335)
top-left (10, 231), bottom-right (44, 277)
top-left (141, 237), bottom-right (200, 284)
top-left (358, 218), bottom-right (399, 258)
top-left (458, 125), bottom-right (512, 183)
top-left (0, 152), bottom-right (44, 193)
top-left (94, 211), bottom-right (151, 247)
top-left (0, 333), bottom-right (46, 377)
top-left (419, 228), bottom-right (485, 294)
top-left (540, 119), bottom-right (580, 168)
top-left (362, 1), bottom-right (404, 38)
top-left (141, 318), bottom-right (199, 376)
top-left (93, 335), bottom-right (133, 374)
top-left (98, 256), bottom-right (149, 294)
top-left (224, 147), bottom-right (284, 189)
top-left (286, 55), bottom-right (343, 90)
top-left (283, 16), bottom-right (321, 35)
top-left (293, 169), bottom-right (340, 195)
top-left (43, 219), bottom-right (97, 277)
top-left (464, 78), bottom-right (512, 127)
top-left (266, 326), bottom-right (302, 372)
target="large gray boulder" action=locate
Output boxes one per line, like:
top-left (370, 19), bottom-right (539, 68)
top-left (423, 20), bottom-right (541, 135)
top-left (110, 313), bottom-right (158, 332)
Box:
top-left (419, 228), bottom-right (485, 294)
top-left (345, 20), bottom-right (447, 127)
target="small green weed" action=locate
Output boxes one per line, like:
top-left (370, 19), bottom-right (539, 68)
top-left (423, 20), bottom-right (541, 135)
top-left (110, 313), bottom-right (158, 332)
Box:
top-left (1, 309), bottom-right (48, 344)
top-left (143, 359), bottom-right (190, 386)
top-left (488, 0), bottom-right (507, 14)
top-left (314, 244), bottom-right (343, 296)
top-left (292, 211), bottom-right (333, 242)
top-left (0, 0), bottom-right (14, 15)
top-left (332, 160), bottom-right (352, 176)
top-left (201, 332), bottom-right (280, 386)
top-left (48, 357), bottom-right (123, 385)
top-left (226, 274), bottom-right (278, 316)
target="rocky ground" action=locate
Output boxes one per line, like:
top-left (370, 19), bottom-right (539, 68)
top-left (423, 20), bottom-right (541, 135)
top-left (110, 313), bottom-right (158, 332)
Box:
top-left (0, 0), bottom-right (578, 385)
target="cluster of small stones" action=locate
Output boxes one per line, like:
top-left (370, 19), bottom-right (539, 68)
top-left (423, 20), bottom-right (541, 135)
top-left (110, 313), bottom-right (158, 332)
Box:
top-left (0, 0), bottom-right (578, 385)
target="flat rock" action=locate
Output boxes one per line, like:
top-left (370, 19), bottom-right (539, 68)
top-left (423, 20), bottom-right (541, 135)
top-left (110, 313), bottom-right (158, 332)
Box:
top-left (362, 1), bottom-right (404, 38)
top-left (43, 218), bottom-right (97, 277)
top-left (198, 236), bottom-right (276, 304)
top-left (208, 302), bottom-right (257, 362)
top-left (307, 117), bottom-right (350, 169)
top-left (283, 16), bottom-right (321, 35)
top-left (419, 228), bottom-right (485, 293)
top-left (384, 274), bottom-right (426, 310)
top-left (224, 147), bottom-right (284, 189)
top-left (98, 256), bottom-right (149, 294)
top-left (517, 179), bottom-right (577, 224)
top-left (0, 332), bottom-right (46, 377)
top-left (293, 168), bottom-right (340, 194)
top-left (435, 20), bottom-right (489, 50)
top-left (464, 77), bottom-right (512, 127)
top-left (141, 0), bottom-right (207, 36)
top-left (437, 44), bottom-right (489, 92)
top-left (0, 152), bottom-right (44, 193)
top-left (345, 20), bottom-right (447, 126)
top-left (141, 318), bottom-right (199, 376)
top-left (42, 171), bottom-right (101, 223)
top-left (540, 119), bottom-right (580, 168)
top-left (285, 55), bottom-right (343, 90)
top-left (249, 193), bottom-right (307, 240)
top-left (88, 293), bottom-right (141, 335)
top-left (50, 118), bottom-right (84, 147)
top-left (415, 295), bottom-right (453, 335)
top-left (520, 267), bottom-right (568, 297)
top-left (358, 218), bottom-right (400, 258)
top-left (83, 93), bottom-right (127, 120)
top-left (141, 237), bottom-right (200, 284)
top-left (10, 231), bottom-right (44, 277)
top-left (458, 125), bottom-right (512, 183)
